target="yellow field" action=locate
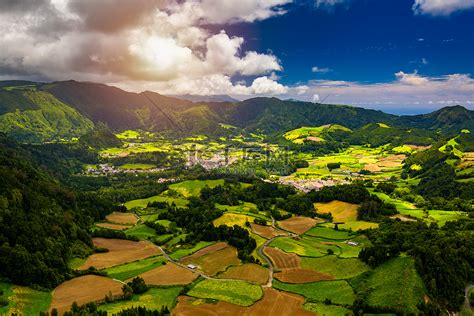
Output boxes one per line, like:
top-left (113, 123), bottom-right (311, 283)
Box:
top-left (213, 213), bottom-right (252, 227)
top-left (314, 200), bottom-right (359, 222)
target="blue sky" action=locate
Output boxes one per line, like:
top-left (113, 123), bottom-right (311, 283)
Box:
top-left (1, 0), bottom-right (473, 114)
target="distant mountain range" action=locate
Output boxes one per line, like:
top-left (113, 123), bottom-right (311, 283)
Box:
top-left (1, 80), bottom-right (473, 142)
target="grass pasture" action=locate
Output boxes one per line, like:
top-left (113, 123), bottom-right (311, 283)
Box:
top-left (103, 256), bottom-right (166, 280)
top-left (98, 286), bottom-right (182, 314)
top-left (50, 275), bottom-right (123, 315)
top-left (0, 283), bottom-right (51, 316)
top-left (134, 263), bottom-right (198, 286)
top-left (273, 279), bottom-right (355, 306)
top-left (187, 279), bottom-right (263, 306)
top-left (169, 179), bottom-right (224, 198)
top-left (351, 256), bottom-right (426, 314)
top-left (124, 195), bottom-right (188, 210)
top-left (218, 263), bottom-right (269, 285)
top-left (314, 200), bottom-right (359, 222)
top-left (321, 221), bottom-right (379, 231)
top-left (301, 255), bottom-right (369, 279)
top-left (125, 224), bottom-right (157, 240)
top-left (304, 302), bottom-right (353, 316)
top-left (118, 163), bottom-right (156, 170)
top-left (305, 225), bottom-right (354, 240)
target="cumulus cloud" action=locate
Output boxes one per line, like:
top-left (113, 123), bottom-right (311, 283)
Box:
top-left (0, 0), bottom-right (288, 96)
top-left (315, 0), bottom-right (347, 7)
top-left (413, 0), bottom-right (474, 16)
top-left (395, 71), bottom-right (429, 85)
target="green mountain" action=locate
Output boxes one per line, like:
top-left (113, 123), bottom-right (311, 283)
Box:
top-left (0, 83), bottom-right (93, 142)
top-left (1, 80), bottom-right (474, 142)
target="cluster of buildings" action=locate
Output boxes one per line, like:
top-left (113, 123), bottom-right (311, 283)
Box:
top-left (278, 177), bottom-right (350, 193)
top-left (83, 164), bottom-right (165, 176)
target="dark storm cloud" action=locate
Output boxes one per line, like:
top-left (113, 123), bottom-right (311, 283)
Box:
top-left (0, 0), bottom-right (49, 13)
top-left (67, 0), bottom-right (166, 33)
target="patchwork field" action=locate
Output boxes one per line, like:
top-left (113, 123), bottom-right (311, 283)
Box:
top-left (264, 247), bottom-right (301, 269)
top-left (105, 212), bottom-right (138, 225)
top-left (173, 288), bottom-right (314, 316)
top-left (321, 221), bottom-right (379, 231)
top-left (218, 263), bottom-right (269, 285)
top-left (277, 216), bottom-right (320, 234)
top-left (79, 238), bottom-right (160, 270)
top-left (133, 262), bottom-right (198, 285)
top-left (170, 241), bottom-right (216, 260)
top-left (273, 279), bottom-right (356, 306)
top-left (98, 287), bottom-right (183, 314)
top-left (304, 302), bottom-right (353, 316)
top-left (187, 279), bottom-right (263, 306)
top-left (103, 256), bottom-right (166, 280)
top-left (314, 200), bottom-right (359, 222)
top-left (49, 275), bottom-right (123, 314)
top-left (182, 245), bottom-right (241, 276)
top-left (124, 195), bottom-right (188, 209)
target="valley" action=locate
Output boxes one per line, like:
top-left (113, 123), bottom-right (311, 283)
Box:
top-left (0, 81), bottom-right (473, 316)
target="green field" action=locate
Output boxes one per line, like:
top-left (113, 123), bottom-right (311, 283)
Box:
top-left (301, 255), bottom-right (370, 279)
top-left (0, 283), bottom-right (51, 315)
top-left (273, 279), bottom-right (355, 306)
top-left (269, 236), bottom-right (341, 257)
top-left (187, 279), bottom-right (263, 306)
top-left (305, 226), bottom-right (355, 240)
top-left (98, 286), bottom-right (182, 313)
top-left (321, 221), bottom-right (379, 231)
top-left (118, 163), bottom-right (156, 170)
top-left (351, 256), bottom-right (426, 314)
top-left (103, 256), bottom-right (166, 280)
top-left (169, 241), bottom-right (216, 260)
top-left (125, 224), bottom-right (157, 239)
top-left (304, 302), bottom-right (353, 316)
top-left (169, 179), bottom-right (225, 197)
top-left (124, 195), bottom-right (188, 209)
top-left (215, 202), bottom-right (268, 220)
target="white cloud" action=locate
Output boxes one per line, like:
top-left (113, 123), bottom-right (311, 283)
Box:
top-left (0, 0), bottom-right (287, 95)
top-left (413, 0), bottom-right (474, 16)
top-left (395, 71), bottom-right (429, 85)
top-left (312, 66), bottom-right (332, 73)
top-left (315, 0), bottom-right (347, 7)
top-left (280, 72), bottom-right (474, 111)
top-left (312, 94), bottom-right (320, 102)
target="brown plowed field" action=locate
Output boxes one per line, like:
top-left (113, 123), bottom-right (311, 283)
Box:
top-left (95, 222), bottom-right (130, 230)
top-left (218, 263), bottom-right (269, 285)
top-left (278, 217), bottom-right (320, 235)
top-left (79, 238), bottom-right (160, 270)
top-left (172, 288), bottom-right (314, 316)
top-left (263, 247), bottom-right (300, 269)
top-left (250, 223), bottom-right (284, 239)
top-left (131, 262), bottom-right (198, 285)
top-left (274, 268), bottom-right (334, 283)
top-left (50, 275), bottom-right (123, 315)
top-left (183, 246), bottom-right (240, 276)
top-left (105, 212), bottom-right (138, 225)
top-left (179, 242), bottom-right (227, 262)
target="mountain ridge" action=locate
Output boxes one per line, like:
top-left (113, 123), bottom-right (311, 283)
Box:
top-left (1, 80), bottom-right (473, 141)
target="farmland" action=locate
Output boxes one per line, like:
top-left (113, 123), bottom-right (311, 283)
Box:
top-left (79, 238), bottom-right (160, 270)
top-left (187, 279), bottom-right (263, 306)
top-left (49, 275), bottom-right (123, 314)
top-left (102, 256), bottom-right (166, 280)
top-left (218, 263), bottom-right (270, 285)
top-left (134, 262), bottom-right (198, 285)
